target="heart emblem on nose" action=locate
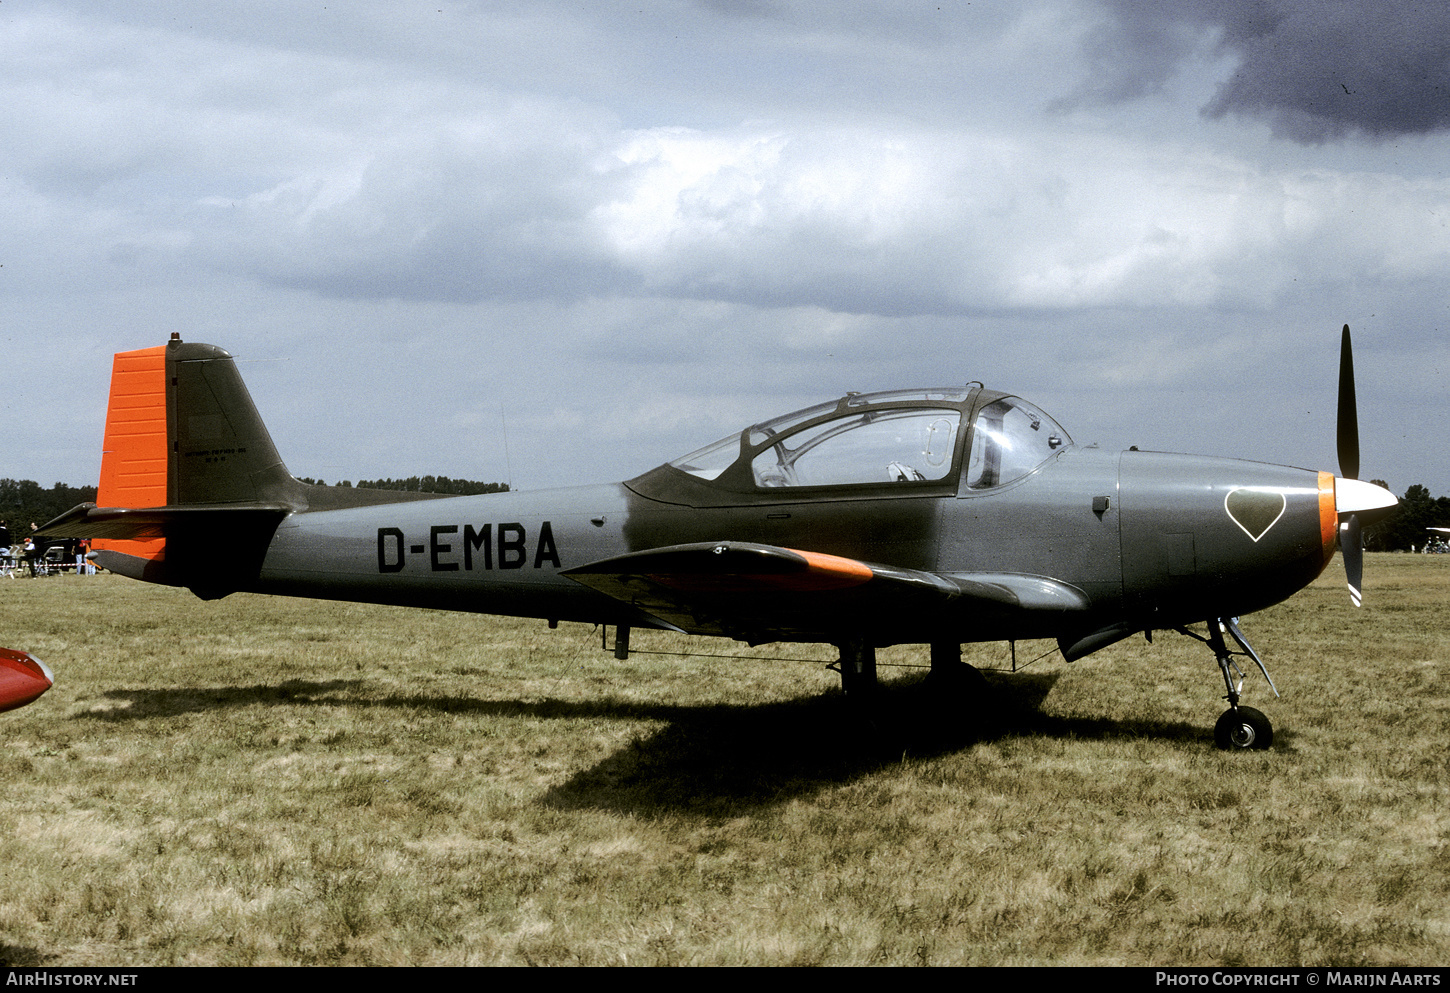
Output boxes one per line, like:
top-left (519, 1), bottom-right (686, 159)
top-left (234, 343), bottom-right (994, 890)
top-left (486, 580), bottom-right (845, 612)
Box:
top-left (1225, 488), bottom-right (1286, 542)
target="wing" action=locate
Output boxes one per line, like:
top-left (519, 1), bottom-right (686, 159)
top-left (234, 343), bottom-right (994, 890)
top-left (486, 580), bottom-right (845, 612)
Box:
top-left (562, 541), bottom-right (1088, 643)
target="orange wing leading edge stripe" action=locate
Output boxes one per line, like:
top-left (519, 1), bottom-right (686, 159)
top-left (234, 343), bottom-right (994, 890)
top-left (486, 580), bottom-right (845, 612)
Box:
top-left (93, 346), bottom-right (168, 561)
top-left (790, 549), bottom-right (875, 589)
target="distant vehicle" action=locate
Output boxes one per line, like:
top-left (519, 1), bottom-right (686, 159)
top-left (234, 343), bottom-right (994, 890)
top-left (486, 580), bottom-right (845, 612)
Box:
top-left (39, 328), bottom-right (1395, 749)
top-left (0, 648), bottom-right (53, 713)
top-left (40, 543), bottom-right (72, 574)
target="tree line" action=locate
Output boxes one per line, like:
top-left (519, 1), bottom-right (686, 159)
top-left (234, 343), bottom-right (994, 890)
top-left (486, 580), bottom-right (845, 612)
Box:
top-left (296, 476), bottom-right (510, 495)
top-left (1363, 483), bottom-right (1450, 552)
top-left (0, 479), bottom-right (98, 531)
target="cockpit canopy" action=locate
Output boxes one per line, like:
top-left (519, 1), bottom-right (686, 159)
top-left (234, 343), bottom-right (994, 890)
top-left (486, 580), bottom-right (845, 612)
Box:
top-left (965, 396), bottom-right (1070, 489)
top-left (665, 386), bottom-right (1070, 496)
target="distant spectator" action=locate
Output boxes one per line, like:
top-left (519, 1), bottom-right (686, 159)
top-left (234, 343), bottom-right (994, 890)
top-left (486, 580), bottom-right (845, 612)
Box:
top-left (23, 525), bottom-right (39, 577)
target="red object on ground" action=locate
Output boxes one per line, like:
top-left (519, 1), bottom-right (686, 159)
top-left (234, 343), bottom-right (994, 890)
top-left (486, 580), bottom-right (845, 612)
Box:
top-left (0, 647), bottom-right (54, 713)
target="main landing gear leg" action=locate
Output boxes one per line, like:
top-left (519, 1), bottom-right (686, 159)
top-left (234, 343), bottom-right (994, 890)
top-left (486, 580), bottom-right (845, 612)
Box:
top-left (1199, 617), bottom-right (1276, 751)
top-left (927, 641), bottom-right (988, 695)
top-left (834, 636), bottom-right (878, 700)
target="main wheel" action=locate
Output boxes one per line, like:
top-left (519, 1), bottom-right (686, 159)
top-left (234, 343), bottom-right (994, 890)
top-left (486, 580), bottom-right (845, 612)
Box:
top-left (924, 661), bottom-right (989, 696)
top-left (1214, 706), bottom-right (1273, 750)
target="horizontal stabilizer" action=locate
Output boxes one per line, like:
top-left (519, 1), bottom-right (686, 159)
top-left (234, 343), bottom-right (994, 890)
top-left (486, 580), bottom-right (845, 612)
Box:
top-left (36, 502), bottom-right (292, 542)
top-left (36, 501), bottom-right (293, 596)
top-left (89, 548), bottom-right (171, 585)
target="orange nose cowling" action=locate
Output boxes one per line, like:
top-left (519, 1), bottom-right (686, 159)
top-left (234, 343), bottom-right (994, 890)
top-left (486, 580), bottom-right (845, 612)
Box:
top-left (1318, 471), bottom-right (1338, 569)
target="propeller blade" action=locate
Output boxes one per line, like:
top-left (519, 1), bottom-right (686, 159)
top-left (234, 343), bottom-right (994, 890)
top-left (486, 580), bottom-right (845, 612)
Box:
top-left (1337, 324), bottom-right (1359, 481)
top-left (1332, 324), bottom-right (1393, 607)
top-left (1341, 513), bottom-right (1363, 608)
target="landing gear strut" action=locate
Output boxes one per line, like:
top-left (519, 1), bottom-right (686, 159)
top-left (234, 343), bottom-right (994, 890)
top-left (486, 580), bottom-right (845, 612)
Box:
top-left (832, 639), bottom-right (991, 700)
top-left (1181, 617), bottom-right (1278, 750)
top-left (926, 641), bottom-right (989, 695)
top-left (833, 635), bottom-right (877, 699)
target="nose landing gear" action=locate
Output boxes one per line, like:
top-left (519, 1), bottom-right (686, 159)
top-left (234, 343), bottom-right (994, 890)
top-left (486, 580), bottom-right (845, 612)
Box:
top-left (1179, 617), bottom-right (1278, 750)
top-left (1215, 705), bottom-right (1272, 750)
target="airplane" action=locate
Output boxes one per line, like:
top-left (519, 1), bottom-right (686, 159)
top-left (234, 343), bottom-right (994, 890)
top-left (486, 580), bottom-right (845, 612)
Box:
top-left (37, 326), bottom-right (1397, 749)
top-left (0, 647), bottom-right (53, 713)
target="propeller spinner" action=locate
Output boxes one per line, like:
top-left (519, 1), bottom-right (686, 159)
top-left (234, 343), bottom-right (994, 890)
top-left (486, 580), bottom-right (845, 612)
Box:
top-left (1333, 325), bottom-right (1397, 606)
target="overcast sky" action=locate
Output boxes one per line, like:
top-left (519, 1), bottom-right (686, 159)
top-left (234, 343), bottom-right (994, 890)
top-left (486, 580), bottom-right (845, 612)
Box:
top-left (3, 0), bottom-right (1447, 500)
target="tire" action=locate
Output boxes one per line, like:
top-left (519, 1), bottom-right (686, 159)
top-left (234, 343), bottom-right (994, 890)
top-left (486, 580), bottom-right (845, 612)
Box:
top-left (1214, 706), bottom-right (1273, 750)
top-left (925, 662), bottom-right (989, 696)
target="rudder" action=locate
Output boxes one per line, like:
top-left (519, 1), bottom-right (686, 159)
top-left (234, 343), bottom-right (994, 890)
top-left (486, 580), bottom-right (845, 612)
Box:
top-left (93, 344), bottom-right (169, 564)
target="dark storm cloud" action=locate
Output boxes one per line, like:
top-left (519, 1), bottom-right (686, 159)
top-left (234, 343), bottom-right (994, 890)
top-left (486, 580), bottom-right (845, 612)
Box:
top-left (1083, 1), bottom-right (1450, 142)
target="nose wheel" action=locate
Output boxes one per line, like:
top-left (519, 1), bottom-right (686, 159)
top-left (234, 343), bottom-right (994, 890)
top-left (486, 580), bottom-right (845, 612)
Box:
top-left (1214, 705), bottom-right (1272, 750)
top-left (1179, 617), bottom-right (1278, 750)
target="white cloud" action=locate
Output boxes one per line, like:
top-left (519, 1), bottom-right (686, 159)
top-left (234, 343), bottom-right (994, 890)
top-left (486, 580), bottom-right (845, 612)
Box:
top-left (2, 1), bottom-right (1448, 496)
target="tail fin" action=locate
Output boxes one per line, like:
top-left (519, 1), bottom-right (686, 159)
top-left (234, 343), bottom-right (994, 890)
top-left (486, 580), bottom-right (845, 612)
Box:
top-left (40, 335), bottom-right (303, 594)
top-left (39, 335), bottom-right (451, 596)
top-left (103, 335), bottom-right (300, 509)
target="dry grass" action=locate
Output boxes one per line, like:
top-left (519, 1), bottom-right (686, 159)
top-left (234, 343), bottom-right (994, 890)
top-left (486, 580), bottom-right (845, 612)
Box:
top-left (1, 556), bottom-right (1447, 966)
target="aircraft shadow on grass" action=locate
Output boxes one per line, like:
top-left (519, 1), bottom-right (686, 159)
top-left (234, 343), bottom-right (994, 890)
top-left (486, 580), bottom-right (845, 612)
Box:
top-left (70, 672), bottom-right (1226, 816)
top-left (537, 673), bottom-right (1230, 817)
top-left (0, 943), bottom-right (50, 968)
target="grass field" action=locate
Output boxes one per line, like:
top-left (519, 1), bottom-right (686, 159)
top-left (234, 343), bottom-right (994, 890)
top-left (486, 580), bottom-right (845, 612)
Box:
top-left (1, 555), bottom-right (1447, 966)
